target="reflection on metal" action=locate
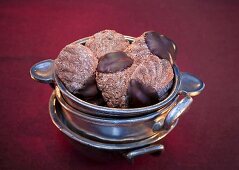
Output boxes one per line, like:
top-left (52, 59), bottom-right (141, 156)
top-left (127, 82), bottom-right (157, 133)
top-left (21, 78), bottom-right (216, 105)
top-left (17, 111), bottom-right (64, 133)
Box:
top-left (180, 72), bottom-right (205, 96)
top-left (30, 59), bottom-right (54, 84)
top-left (49, 91), bottom-right (177, 153)
top-left (126, 144), bottom-right (164, 160)
top-left (164, 94), bottom-right (193, 130)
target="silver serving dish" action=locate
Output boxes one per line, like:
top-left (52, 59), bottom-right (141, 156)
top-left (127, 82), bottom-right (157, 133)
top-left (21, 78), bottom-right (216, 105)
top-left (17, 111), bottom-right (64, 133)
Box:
top-left (30, 36), bottom-right (205, 159)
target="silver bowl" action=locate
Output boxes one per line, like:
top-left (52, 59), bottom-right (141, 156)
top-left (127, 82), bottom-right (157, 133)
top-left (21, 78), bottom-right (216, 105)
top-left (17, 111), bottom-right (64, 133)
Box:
top-left (30, 36), bottom-right (205, 159)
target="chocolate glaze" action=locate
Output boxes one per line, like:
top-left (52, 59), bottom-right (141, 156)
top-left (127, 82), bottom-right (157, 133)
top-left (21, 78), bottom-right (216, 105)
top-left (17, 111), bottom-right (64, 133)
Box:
top-left (128, 79), bottom-right (159, 108)
top-left (75, 76), bottom-right (99, 98)
top-left (145, 31), bottom-right (177, 62)
top-left (97, 52), bottom-right (133, 73)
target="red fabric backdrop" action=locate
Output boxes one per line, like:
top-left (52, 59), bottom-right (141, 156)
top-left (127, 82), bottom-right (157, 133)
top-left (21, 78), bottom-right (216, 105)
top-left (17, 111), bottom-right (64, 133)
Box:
top-left (0, 0), bottom-right (239, 169)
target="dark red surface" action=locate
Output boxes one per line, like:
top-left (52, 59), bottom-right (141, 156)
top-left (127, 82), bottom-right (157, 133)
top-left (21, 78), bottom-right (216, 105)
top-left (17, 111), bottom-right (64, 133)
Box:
top-left (0, 0), bottom-right (239, 169)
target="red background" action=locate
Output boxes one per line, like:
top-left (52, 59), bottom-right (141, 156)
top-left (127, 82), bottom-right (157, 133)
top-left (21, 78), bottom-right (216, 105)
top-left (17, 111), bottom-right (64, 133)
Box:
top-left (0, 0), bottom-right (239, 169)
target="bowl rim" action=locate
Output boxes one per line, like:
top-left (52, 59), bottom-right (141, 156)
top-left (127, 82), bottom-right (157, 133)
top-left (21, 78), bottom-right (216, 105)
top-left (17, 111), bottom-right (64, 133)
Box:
top-left (54, 36), bottom-right (182, 116)
top-left (56, 85), bottom-right (179, 121)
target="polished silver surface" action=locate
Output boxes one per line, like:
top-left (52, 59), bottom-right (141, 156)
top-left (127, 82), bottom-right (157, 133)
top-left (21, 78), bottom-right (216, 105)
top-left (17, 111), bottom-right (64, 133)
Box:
top-left (164, 93), bottom-right (193, 130)
top-left (49, 91), bottom-right (178, 150)
top-left (55, 86), bottom-right (178, 142)
top-left (126, 144), bottom-right (164, 160)
top-left (30, 59), bottom-right (55, 84)
top-left (152, 121), bottom-right (164, 132)
top-left (180, 72), bottom-right (205, 96)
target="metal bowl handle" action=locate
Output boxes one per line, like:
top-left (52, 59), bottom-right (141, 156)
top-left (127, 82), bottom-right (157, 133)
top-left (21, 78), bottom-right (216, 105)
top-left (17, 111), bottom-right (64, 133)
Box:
top-left (164, 93), bottom-right (193, 130)
top-left (126, 144), bottom-right (164, 160)
top-left (180, 72), bottom-right (205, 96)
top-left (30, 59), bottom-right (55, 88)
top-left (163, 72), bottom-right (204, 130)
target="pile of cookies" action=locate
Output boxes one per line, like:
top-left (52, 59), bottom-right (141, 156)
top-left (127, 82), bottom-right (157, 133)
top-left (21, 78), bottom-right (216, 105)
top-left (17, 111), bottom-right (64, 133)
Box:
top-left (55, 30), bottom-right (177, 108)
